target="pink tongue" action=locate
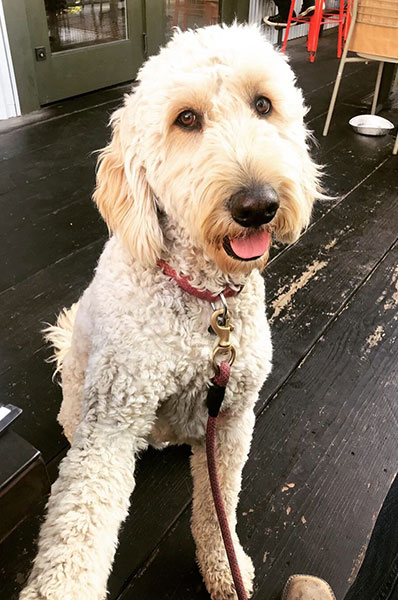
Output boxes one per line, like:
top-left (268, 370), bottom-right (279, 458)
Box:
top-left (230, 230), bottom-right (271, 259)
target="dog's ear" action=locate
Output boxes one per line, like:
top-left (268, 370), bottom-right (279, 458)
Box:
top-left (93, 107), bottom-right (163, 266)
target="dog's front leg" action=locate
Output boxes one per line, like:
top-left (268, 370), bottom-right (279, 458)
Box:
top-left (20, 418), bottom-right (140, 600)
top-left (191, 407), bottom-right (256, 600)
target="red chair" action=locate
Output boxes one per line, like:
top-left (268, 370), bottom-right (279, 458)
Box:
top-left (282, 0), bottom-right (351, 62)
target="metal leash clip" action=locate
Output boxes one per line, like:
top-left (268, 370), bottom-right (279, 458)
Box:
top-left (210, 293), bottom-right (236, 369)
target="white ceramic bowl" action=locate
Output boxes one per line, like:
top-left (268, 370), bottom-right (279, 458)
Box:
top-left (349, 114), bottom-right (395, 136)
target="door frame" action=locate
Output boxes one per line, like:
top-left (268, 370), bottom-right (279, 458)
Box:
top-left (2, 0), bottom-right (250, 114)
top-left (2, 1), bottom-right (40, 113)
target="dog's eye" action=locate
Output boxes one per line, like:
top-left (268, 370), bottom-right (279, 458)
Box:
top-left (176, 110), bottom-right (200, 130)
top-left (255, 96), bottom-right (272, 117)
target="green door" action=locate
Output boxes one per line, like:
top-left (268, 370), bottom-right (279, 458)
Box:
top-left (25, 0), bottom-right (145, 104)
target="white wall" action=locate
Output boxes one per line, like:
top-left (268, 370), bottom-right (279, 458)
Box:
top-left (0, 0), bottom-right (20, 119)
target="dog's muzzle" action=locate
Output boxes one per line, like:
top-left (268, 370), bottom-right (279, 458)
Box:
top-left (228, 185), bottom-right (279, 228)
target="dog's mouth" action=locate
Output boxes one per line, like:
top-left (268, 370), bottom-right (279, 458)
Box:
top-left (223, 229), bottom-right (271, 261)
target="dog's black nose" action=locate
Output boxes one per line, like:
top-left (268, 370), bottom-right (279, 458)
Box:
top-left (228, 185), bottom-right (279, 228)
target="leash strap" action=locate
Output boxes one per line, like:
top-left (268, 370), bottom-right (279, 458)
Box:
top-left (206, 361), bottom-right (249, 600)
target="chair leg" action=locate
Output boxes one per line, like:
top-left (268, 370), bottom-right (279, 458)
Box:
top-left (323, 0), bottom-right (359, 136)
top-left (337, 0), bottom-right (345, 58)
top-left (371, 62), bottom-right (384, 115)
top-left (308, 0), bottom-right (323, 62)
top-left (345, 0), bottom-right (352, 42)
top-left (282, 0), bottom-right (296, 54)
top-left (393, 65), bottom-right (398, 91)
top-left (307, 1), bottom-right (318, 54)
top-left (322, 57), bottom-right (348, 136)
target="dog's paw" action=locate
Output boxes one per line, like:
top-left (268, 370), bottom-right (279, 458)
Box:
top-left (199, 545), bottom-right (255, 600)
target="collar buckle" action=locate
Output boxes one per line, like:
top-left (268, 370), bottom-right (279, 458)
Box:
top-left (210, 297), bottom-right (236, 369)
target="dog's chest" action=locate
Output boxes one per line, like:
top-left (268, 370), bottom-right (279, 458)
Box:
top-left (150, 294), bottom-right (272, 446)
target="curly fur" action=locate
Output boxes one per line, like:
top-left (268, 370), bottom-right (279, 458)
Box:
top-left (43, 303), bottom-right (79, 378)
top-left (21, 23), bottom-right (321, 600)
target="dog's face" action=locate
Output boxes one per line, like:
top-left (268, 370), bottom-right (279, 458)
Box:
top-left (94, 24), bottom-right (321, 275)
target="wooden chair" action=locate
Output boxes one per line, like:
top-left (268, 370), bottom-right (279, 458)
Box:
top-left (323, 0), bottom-right (398, 154)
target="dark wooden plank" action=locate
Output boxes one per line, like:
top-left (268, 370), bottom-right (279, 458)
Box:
top-left (0, 123), bottom-right (101, 185)
top-left (284, 33), bottom-right (377, 125)
top-left (269, 66), bottom-right (393, 264)
top-left (0, 496), bottom-right (46, 599)
top-left (300, 61), bottom-right (374, 119)
top-left (0, 101), bottom-right (118, 167)
top-left (0, 349), bottom-right (66, 462)
top-left (0, 198), bottom-right (106, 292)
top-left (304, 61), bottom-right (378, 124)
top-left (0, 159), bottom-right (96, 233)
top-left (262, 155), bottom-right (398, 410)
top-left (344, 475), bottom-right (398, 600)
top-left (117, 240), bottom-right (398, 600)
top-left (116, 508), bottom-right (199, 600)
top-left (0, 238), bottom-right (103, 373)
top-left (286, 31), bottom-right (362, 89)
top-left (376, 62), bottom-right (395, 110)
top-left (107, 444), bottom-right (192, 599)
top-left (0, 239), bottom-right (104, 463)
top-left (244, 243), bottom-right (398, 600)
top-left (0, 84), bottom-right (131, 136)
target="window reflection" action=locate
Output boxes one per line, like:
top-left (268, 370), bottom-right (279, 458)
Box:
top-left (165, 0), bottom-right (219, 39)
top-left (45, 0), bottom-right (127, 53)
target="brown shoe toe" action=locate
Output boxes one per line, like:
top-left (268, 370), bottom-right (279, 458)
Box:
top-left (282, 575), bottom-right (337, 600)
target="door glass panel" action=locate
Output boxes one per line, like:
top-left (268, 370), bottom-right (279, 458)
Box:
top-left (165, 0), bottom-right (219, 40)
top-left (45, 0), bottom-right (127, 53)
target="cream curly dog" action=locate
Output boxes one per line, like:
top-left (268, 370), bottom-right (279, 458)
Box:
top-left (21, 23), bottom-right (321, 600)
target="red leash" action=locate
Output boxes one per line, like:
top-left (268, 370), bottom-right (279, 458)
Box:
top-left (158, 260), bottom-right (247, 599)
top-left (206, 362), bottom-right (249, 600)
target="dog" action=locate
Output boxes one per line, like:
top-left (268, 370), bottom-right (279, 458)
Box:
top-left (21, 23), bottom-right (321, 600)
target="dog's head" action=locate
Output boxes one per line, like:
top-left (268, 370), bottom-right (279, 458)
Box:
top-left (94, 24), bottom-right (322, 275)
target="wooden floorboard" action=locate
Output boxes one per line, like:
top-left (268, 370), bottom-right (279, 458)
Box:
top-left (1, 160), bottom-right (95, 233)
top-left (0, 240), bottom-right (105, 461)
top-left (1, 30), bottom-right (397, 600)
top-left (262, 156), bottom-right (398, 410)
top-left (0, 239), bottom-right (104, 374)
top-left (0, 100), bottom-right (116, 166)
top-left (0, 196), bottom-right (105, 291)
top-left (0, 84), bottom-right (131, 136)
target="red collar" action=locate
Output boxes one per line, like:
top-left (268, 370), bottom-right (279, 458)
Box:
top-left (157, 260), bottom-right (243, 303)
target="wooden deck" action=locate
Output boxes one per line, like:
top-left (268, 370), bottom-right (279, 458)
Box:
top-left (0, 33), bottom-right (397, 600)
